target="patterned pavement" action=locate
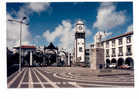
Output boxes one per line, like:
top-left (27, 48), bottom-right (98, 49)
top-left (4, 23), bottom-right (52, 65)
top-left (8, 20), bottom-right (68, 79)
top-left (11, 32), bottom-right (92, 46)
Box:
top-left (7, 67), bottom-right (134, 88)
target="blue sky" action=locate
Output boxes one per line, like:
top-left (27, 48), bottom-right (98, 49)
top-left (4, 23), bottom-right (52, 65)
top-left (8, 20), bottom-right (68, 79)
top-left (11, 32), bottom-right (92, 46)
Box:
top-left (7, 2), bottom-right (133, 51)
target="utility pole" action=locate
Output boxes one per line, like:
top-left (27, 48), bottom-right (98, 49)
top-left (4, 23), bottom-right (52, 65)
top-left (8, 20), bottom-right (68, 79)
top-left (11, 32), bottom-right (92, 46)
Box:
top-left (8, 17), bottom-right (28, 72)
top-left (43, 45), bottom-right (45, 66)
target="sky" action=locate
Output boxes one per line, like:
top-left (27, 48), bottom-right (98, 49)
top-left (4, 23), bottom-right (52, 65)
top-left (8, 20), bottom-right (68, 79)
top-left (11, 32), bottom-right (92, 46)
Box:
top-left (7, 2), bottom-right (133, 52)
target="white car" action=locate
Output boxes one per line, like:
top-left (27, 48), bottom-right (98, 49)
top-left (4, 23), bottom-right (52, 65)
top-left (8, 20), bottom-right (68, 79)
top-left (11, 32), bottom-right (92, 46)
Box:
top-left (109, 64), bottom-right (116, 68)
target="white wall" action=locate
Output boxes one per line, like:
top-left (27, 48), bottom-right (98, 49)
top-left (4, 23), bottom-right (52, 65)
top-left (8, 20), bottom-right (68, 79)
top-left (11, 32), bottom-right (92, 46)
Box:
top-left (77, 38), bottom-right (85, 62)
top-left (104, 34), bottom-right (133, 64)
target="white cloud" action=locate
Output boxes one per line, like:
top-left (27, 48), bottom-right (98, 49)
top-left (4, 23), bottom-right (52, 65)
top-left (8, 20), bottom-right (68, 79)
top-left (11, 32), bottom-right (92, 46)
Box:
top-left (126, 24), bottom-right (133, 32)
top-left (17, 6), bottom-right (29, 19)
top-left (94, 31), bottom-right (112, 43)
top-left (86, 42), bottom-right (92, 49)
top-left (93, 2), bottom-right (126, 31)
top-left (43, 20), bottom-right (74, 52)
top-left (17, 3), bottom-right (50, 18)
top-left (28, 3), bottom-right (50, 13)
top-left (43, 20), bottom-right (92, 52)
top-left (7, 14), bottom-right (32, 50)
top-left (7, 3), bottom-right (51, 50)
top-left (86, 27), bottom-right (92, 36)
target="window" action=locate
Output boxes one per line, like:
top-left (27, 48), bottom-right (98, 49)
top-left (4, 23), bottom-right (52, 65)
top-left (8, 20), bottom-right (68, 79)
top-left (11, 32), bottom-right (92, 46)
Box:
top-left (106, 41), bottom-right (109, 48)
top-left (126, 45), bottom-right (132, 56)
top-left (79, 47), bottom-right (83, 52)
top-left (118, 47), bottom-right (123, 56)
top-left (106, 49), bottom-right (109, 57)
top-left (85, 49), bottom-right (89, 55)
top-left (112, 48), bottom-right (116, 57)
top-left (96, 43), bottom-right (101, 47)
top-left (126, 36), bottom-right (131, 43)
top-left (112, 40), bottom-right (115, 47)
top-left (101, 42), bottom-right (104, 46)
top-left (79, 57), bottom-right (82, 60)
top-left (91, 44), bottom-right (94, 48)
top-left (119, 38), bottom-right (123, 45)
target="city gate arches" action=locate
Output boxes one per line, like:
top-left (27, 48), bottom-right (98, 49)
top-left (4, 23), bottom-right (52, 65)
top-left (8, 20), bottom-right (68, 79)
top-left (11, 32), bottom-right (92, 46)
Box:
top-left (57, 51), bottom-right (68, 66)
top-left (44, 42), bottom-right (58, 66)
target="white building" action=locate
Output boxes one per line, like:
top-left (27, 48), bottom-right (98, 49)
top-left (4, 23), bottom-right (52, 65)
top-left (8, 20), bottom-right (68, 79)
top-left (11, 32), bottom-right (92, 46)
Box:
top-left (74, 20), bottom-right (85, 64)
top-left (90, 31), bottom-right (134, 68)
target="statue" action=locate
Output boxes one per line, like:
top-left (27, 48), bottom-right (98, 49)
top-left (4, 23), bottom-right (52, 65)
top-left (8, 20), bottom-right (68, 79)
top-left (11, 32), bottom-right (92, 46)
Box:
top-left (94, 32), bottom-right (103, 48)
top-left (90, 32), bottom-right (105, 70)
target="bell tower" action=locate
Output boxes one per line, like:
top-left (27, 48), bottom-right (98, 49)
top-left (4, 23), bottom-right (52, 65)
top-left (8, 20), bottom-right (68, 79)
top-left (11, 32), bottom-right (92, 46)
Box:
top-left (74, 20), bottom-right (85, 65)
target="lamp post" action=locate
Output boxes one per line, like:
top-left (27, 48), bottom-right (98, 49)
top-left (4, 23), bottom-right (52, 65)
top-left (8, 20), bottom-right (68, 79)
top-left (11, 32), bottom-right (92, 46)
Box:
top-left (43, 46), bottom-right (45, 66)
top-left (43, 39), bottom-right (46, 66)
top-left (8, 17), bottom-right (28, 72)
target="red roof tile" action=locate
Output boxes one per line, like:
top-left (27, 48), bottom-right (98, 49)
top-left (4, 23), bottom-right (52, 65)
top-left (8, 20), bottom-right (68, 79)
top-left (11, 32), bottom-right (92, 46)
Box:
top-left (14, 45), bottom-right (36, 49)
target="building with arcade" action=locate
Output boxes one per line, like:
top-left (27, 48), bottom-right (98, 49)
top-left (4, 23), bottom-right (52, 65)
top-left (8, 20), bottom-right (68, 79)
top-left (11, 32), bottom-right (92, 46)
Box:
top-left (90, 31), bottom-right (134, 68)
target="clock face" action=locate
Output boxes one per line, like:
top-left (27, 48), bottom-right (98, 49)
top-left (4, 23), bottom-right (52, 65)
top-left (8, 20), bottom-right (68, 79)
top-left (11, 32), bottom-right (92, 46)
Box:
top-left (79, 26), bottom-right (82, 30)
top-left (77, 25), bottom-right (84, 32)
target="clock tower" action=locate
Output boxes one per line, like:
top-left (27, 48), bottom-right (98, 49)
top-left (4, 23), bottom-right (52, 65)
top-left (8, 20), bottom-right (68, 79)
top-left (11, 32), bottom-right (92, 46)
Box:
top-left (74, 20), bottom-right (85, 65)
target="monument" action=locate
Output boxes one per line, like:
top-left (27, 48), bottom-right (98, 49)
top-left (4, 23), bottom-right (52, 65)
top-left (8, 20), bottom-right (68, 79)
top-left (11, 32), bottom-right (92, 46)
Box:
top-left (90, 32), bottom-right (105, 70)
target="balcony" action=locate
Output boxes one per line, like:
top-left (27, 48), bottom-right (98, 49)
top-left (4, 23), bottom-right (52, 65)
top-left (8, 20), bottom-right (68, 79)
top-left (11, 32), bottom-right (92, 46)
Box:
top-left (106, 55), bottom-right (110, 57)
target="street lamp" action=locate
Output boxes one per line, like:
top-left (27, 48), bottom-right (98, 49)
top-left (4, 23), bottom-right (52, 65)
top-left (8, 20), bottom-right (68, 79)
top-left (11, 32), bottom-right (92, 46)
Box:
top-left (42, 39), bottom-right (46, 66)
top-left (8, 17), bottom-right (28, 72)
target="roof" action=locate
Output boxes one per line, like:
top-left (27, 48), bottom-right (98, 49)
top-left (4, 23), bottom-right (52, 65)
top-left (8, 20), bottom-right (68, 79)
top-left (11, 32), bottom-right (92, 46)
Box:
top-left (90, 31), bottom-right (133, 46)
top-left (76, 20), bottom-right (84, 25)
top-left (102, 31), bottom-right (133, 42)
top-left (14, 45), bottom-right (36, 49)
top-left (45, 42), bottom-right (58, 50)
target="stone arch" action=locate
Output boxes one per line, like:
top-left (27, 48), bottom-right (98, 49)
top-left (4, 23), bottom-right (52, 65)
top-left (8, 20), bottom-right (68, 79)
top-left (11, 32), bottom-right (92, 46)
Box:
top-left (125, 57), bottom-right (134, 67)
top-left (106, 59), bottom-right (110, 68)
top-left (32, 51), bottom-right (43, 66)
top-left (57, 51), bottom-right (68, 66)
top-left (59, 51), bottom-right (67, 56)
top-left (117, 58), bottom-right (124, 67)
top-left (45, 49), bottom-right (57, 54)
top-left (111, 58), bottom-right (117, 64)
top-left (45, 49), bottom-right (57, 66)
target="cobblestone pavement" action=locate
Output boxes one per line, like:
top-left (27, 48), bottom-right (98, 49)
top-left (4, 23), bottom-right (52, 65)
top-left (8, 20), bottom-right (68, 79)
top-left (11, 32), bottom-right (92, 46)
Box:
top-left (7, 67), bottom-right (134, 88)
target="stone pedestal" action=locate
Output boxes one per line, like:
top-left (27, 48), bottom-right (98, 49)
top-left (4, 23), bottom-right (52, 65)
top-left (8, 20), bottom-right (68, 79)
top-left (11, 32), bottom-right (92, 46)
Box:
top-left (90, 48), bottom-right (104, 70)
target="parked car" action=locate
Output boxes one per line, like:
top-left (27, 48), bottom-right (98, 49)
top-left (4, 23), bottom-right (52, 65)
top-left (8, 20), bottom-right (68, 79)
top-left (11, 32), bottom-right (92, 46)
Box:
top-left (120, 64), bottom-right (132, 69)
top-left (109, 64), bottom-right (116, 68)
